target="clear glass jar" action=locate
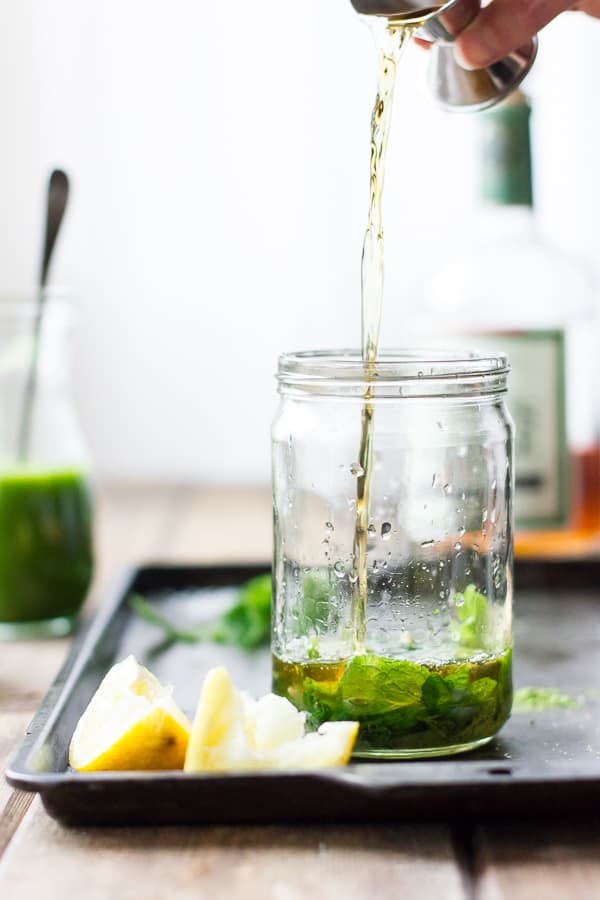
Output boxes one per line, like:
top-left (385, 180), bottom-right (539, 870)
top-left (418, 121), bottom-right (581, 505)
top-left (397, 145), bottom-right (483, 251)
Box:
top-left (272, 350), bottom-right (513, 759)
top-left (0, 292), bottom-right (94, 639)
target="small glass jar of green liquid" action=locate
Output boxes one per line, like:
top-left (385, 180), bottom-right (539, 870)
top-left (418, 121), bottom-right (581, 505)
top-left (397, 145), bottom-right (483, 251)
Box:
top-left (0, 292), bottom-right (93, 638)
top-left (272, 350), bottom-right (513, 758)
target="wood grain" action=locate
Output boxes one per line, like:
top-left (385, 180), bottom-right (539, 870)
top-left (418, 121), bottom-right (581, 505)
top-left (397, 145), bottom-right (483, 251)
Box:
top-left (160, 485), bottom-right (272, 564)
top-left (475, 821), bottom-right (600, 900)
top-left (0, 713), bottom-right (33, 825)
top-left (0, 710), bottom-right (38, 864)
top-left (0, 804), bottom-right (467, 900)
top-left (0, 642), bottom-right (69, 715)
top-left (91, 483), bottom-right (185, 590)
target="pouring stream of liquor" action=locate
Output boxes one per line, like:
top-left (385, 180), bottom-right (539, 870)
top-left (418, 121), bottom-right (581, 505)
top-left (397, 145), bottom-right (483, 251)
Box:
top-left (353, 24), bottom-right (414, 651)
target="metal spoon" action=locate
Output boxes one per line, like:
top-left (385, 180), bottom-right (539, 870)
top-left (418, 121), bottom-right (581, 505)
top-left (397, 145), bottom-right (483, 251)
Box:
top-left (17, 169), bottom-right (70, 461)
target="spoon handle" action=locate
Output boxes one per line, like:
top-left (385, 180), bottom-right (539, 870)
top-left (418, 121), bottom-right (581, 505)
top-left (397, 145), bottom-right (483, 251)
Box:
top-left (17, 170), bottom-right (70, 462)
top-left (39, 170), bottom-right (69, 287)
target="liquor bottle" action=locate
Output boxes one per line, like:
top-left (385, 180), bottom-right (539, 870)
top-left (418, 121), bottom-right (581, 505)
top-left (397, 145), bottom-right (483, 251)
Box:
top-left (423, 91), bottom-right (600, 557)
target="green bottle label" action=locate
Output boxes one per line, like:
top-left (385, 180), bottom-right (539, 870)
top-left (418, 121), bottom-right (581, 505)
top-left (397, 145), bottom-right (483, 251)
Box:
top-left (481, 94), bottom-right (533, 207)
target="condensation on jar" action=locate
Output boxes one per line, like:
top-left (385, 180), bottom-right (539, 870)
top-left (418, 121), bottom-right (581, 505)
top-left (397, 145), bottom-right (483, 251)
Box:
top-left (271, 349), bottom-right (514, 759)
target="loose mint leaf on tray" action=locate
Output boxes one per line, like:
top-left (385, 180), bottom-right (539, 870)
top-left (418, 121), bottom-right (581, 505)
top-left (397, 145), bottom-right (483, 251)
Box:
top-left (210, 573), bottom-right (272, 649)
top-left (128, 595), bottom-right (206, 645)
top-left (129, 572), bottom-right (272, 652)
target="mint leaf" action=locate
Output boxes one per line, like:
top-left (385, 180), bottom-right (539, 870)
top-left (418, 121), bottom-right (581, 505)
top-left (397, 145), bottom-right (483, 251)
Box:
top-left (452, 584), bottom-right (489, 649)
top-left (445, 667), bottom-right (471, 692)
top-left (299, 572), bottom-right (332, 633)
top-left (290, 649), bottom-right (511, 752)
top-left (303, 676), bottom-right (339, 724)
top-left (128, 595), bottom-right (207, 644)
top-left (129, 572), bottom-right (272, 652)
top-left (210, 573), bottom-right (272, 649)
top-left (469, 677), bottom-right (498, 702)
top-left (513, 686), bottom-right (578, 712)
top-left (339, 656), bottom-right (429, 716)
top-left (422, 674), bottom-right (453, 713)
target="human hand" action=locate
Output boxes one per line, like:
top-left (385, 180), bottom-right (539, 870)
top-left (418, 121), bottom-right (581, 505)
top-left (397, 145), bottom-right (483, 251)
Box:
top-left (452, 0), bottom-right (600, 70)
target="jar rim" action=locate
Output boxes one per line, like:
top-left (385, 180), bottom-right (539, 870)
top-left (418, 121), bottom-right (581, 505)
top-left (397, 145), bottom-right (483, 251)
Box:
top-left (277, 349), bottom-right (510, 399)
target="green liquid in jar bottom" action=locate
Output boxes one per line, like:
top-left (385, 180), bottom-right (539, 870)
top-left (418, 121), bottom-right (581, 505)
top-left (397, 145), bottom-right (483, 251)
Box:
top-left (273, 648), bottom-right (513, 757)
top-left (0, 468), bottom-right (93, 623)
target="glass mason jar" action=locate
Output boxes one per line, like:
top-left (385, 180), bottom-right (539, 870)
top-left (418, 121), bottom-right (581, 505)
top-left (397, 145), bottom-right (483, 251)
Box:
top-left (0, 292), bottom-right (94, 639)
top-left (272, 350), bottom-right (513, 759)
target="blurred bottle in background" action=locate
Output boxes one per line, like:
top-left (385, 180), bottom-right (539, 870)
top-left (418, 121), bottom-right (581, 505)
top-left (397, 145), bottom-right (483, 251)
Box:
top-left (422, 91), bottom-right (600, 558)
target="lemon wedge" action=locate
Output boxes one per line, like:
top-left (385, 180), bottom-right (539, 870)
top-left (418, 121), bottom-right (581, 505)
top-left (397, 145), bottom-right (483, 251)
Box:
top-left (69, 655), bottom-right (191, 772)
top-left (184, 666), bottom-right (359, 772)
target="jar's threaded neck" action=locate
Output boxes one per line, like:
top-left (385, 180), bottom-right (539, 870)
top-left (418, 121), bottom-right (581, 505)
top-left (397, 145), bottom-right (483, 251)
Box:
top-left (277, 349), bottom-right (509, 400)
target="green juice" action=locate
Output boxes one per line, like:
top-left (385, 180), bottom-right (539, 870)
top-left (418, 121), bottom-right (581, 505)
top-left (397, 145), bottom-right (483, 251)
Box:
top-left (0, 468), bottom-right (93, 625)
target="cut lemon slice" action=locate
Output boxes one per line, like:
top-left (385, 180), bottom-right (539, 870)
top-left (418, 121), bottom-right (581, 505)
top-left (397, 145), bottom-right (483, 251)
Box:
top-left (69, 655), bottom-right (191, 772)
top-left (184, 666), bottom-right (359, 772)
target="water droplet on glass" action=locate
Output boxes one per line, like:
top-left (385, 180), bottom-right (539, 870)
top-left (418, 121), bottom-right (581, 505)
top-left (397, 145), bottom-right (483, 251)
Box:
top-left (443, 483), bottom-right (452, 495)
top-left (325, 521), bottom-right (334, 534)
top-left (482, 509), bottom-right (488, 524)
top-left (418, 370), bottom-right (424, 378)
top-left (431, 474), bottom-right (437, 488)
top-left (455, 595), bottom-right (465, 608)
top-left (454, 542), bottom-right (462, 552)
top-left (372, 560), bottom-right (379, 573)
top-left (458, 526), bottom-right (466, 538)
top-left (333, 561), bottom-right (345, 578)
top-left (491, 479), bottom-right (497, 492)
top-left (491, 509), bottom-right (497, 524)
top-left (421, 539), bottom-right (434, 548)
top-left (381, 522), bottom-right (392, 540)
top-left (348, 569), bottom-right (358, 584)
top-left (350, 463), bottom-right (364, 477)
top-left (367, 524), bottom-right (377, 537)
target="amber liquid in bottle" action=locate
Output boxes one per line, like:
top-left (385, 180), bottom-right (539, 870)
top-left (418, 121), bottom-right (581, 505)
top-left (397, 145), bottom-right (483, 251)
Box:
top-left (516, 446), bottom-right (600, 557)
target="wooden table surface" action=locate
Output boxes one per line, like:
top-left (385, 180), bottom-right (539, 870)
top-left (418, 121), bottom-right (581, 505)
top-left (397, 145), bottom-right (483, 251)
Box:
top-left (1, 484), bottom-right (599, 900)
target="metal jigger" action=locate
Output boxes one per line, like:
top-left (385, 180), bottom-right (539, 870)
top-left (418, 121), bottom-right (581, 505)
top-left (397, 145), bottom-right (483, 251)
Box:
top-left (349, 0), bottom-right (538, 112)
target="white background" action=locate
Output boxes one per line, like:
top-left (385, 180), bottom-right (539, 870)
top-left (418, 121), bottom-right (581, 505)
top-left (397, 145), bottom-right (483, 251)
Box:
top-left (0, 1), bottom-right (599, 484)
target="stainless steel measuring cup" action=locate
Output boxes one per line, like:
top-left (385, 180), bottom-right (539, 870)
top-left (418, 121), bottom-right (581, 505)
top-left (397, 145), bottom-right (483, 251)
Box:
top-left (349, 0), bottom-right (538, 112)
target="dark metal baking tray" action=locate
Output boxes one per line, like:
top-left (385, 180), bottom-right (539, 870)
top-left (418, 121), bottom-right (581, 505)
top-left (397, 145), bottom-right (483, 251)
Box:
top-left (6, 561), bottom-right (600, 826)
